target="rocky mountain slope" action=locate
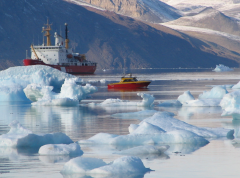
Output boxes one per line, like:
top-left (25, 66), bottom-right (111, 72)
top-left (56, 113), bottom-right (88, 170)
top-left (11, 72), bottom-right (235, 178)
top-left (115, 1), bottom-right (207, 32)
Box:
top-left (0, 0), bottom-right (239, 70)
top-left (66, 0), bottom-right (182, 23)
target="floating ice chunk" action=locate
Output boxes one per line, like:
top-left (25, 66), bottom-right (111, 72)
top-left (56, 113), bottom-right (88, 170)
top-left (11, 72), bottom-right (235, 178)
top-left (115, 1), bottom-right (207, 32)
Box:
top-left (0, 120), bottom-right (73, 147)
top-left (100, 79), bottom-right (106, 83)
top-left (111, 130), bottom-right (209, 145)
top-left (26, 78), bottom-right (97, 106)
top-left (0, 66), bottom-right (82, 102)
top-left (212, 64), bottom-right (233, 72)
top-left (90, 156), bottom-right (151, 176)
top-left (183, 99), bottom-right (221, 107)
top-left (177, 90), bottom-right (195, 104)
top-left (114, 145), bottom-right (169, 156)
top-left (220, 90), bottom-right (240, 115)
top-left (38, 143), bottom-right (83, 156)
top-left (61, 156), bottom-right (151, 176)
top-left (199, 86), bottom-right (228, 99)
top-left (141, 112), bottom-right (232, 138)
top-left (158, 100), bottom-right (182, 107)
top-left (130, 122), bottom-right (166, 134)
top-left (90, 93), bottom-right (154, 107)
top-left (129, 124), bottom-right (140, 134)
top-left (112, 110), bottom-right (159, 120)
top-left (61, 157), bottom-right (107, 174)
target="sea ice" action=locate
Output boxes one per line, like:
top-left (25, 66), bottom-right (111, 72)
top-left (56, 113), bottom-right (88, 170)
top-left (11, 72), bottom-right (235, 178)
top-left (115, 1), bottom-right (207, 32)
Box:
top-left (129, 122), bottom-right (166, 134)
top-left (177, 90), bottom-right (195, 104)
top-left (0, 65), bottom-right (82, 102)
top-left (0, 120), bottom-right (73, 147)
top-left (220, 90), bottom-right (240, 115)
top-left (38, 143), bottom-right (83, 156)
top-left (61, 156), bottom-right (151, 176)
top-left (198, 86), bottom-right (228, 99)
top-left (232, 81), bottom-right (240, 89)
top-left (212, 64), bottom-right (233, 72)
top-left (24, 78), bottom-right (97, 106)
top-left (89, 93), bottom-right (154, 107)
top-left (141, 112), bottom-right (232, 138)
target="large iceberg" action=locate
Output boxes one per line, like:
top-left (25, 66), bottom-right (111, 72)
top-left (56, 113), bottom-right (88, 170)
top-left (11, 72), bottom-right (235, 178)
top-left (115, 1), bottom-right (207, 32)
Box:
top-left (61, 156), bottom-right (151, 176)
top-left (212, 64), bottom-right (233, 72)
top-left (0, 65), bottom-right (81, 102)
top-left (89, 93), bottom-right (154, 107)
top-left (24, 78), bottom-right (97, 106)
top-left (0, 120), bottom-right (73, 147)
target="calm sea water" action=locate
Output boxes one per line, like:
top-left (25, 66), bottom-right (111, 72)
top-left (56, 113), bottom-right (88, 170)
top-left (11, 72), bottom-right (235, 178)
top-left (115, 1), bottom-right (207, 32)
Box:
top-left (1, 68), bottom-right (240, 178)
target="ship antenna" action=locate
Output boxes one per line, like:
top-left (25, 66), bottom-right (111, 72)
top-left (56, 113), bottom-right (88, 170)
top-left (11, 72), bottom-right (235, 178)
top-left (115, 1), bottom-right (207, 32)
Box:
top-left (65, 23), bottom-right (69, 49)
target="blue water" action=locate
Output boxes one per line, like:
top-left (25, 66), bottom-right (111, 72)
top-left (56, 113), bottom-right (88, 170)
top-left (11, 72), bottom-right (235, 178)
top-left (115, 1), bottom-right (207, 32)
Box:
top-left (1, 68), bottom-right (240, 178)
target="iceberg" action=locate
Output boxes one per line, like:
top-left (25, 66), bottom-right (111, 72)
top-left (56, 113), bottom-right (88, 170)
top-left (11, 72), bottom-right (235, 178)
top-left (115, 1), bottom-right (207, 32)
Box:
top-left (61, 156), bottom-right (151, 176)
top-left (38, 143), bottom-right (83, 156)
top-left (177, 90), bottom-right (195, 104)
top-left (220, 90), bottom-right (240, 115)
top-left (0, 65), bottom-right (82, 102)
top-left (199, 86), bottom-right (228, 99)
top-left (141, 112), bottom-right (232, 138)
top-left (212, 64), bottom-right (233, 72)
top-left (129, 122), bottom-right (166, 134)
top-left (89, 93), bottom-right (154, 107)
top-left (0, 120), bottom-right (73, 147)
top-left (24, 78), bottom-right (97, 106)
top-left (232, 81), bottom-right (240, 89)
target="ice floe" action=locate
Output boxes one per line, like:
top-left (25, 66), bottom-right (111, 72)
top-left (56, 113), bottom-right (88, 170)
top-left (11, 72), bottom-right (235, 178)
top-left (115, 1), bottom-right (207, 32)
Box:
top-left (24, 78), bottom-right (97, 106)
top-left (61, 156), bottom-right (151, 176)
top-left (89, 93), bottom-right (154, 107)
top-left (141, 112), bottom-right (232, 138)
top-left (158, 99), bottom-right (182, 107)
top-left (0, 65), bottom-right (81, 102)
top-left (183, 99), bottom-right (221, 107)
top-left (199, 86), bottom-right (228, 99)
top-left (220, 90), bottom-right (240, 115)
top-left (177, 90), bottom-right (195, 104)
top-left (212, 64), bottom-right (233, 72)
top-left (38, 143), bottom-right (83, 156)
top-left (0, 120), bottom-right (73, 147)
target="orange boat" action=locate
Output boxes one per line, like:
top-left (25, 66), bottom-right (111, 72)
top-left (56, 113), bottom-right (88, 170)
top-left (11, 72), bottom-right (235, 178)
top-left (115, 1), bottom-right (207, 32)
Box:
top-left (108, 74), bottom-right (151, 89)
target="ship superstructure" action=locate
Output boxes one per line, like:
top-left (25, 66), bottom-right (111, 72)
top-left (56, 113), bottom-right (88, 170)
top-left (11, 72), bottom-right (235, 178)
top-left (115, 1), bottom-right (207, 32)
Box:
top-left (23, 20), bottom-right (97, 74)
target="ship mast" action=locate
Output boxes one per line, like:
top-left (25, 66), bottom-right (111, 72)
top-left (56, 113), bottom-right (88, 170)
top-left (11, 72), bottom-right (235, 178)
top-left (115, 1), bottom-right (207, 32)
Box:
top-left (65, 23), bottom-right (69, 49)
top-left (42, 19), bottom-right (52, 46)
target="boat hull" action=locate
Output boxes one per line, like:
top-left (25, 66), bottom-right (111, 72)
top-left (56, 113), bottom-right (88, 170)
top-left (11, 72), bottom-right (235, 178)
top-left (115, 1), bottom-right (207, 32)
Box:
top-left (108, 81), bottom-right (151, 89)
top-left (23, 59), bottom-right (96, 74)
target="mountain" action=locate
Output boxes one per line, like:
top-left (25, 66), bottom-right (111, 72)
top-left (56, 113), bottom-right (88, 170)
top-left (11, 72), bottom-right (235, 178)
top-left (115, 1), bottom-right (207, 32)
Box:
top-left (0, 0), bottom-right (239, 70)
top-left (165, 7), bottom-right (240, 36)
top-left (67, 0), bottom-right (182, 23)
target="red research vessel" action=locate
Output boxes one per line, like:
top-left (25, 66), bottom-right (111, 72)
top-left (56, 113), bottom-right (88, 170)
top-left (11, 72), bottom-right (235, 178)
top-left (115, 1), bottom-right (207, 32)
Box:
top-left (23, 20), bottom-right (97, 74)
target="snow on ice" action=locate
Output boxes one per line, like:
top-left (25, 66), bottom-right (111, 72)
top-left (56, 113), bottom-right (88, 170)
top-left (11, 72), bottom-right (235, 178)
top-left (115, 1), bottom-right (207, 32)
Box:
top-left (220, 90), bottom-right (240, 115)
top-left (38, 143), bottom-right (83, 156)
top-left (61, 156), bottom-right (151, 176)
top-left (212, 64), bottom-right (233, 72)
top-left (0, 66), bottom-right (97, 105)
top-left (89, 93), bottom-right (154, 107)
top-left (0, 120), bottom-right (73, 147)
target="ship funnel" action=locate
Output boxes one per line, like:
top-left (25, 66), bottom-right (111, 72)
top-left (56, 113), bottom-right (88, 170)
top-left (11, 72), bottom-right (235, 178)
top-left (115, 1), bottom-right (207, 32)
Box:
top-left (65, 23), bottom-right (69, 49)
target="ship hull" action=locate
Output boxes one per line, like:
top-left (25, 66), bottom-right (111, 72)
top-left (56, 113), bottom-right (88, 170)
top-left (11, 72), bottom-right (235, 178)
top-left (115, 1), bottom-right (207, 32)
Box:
top-left (108, 82), bottom-right (150, 89)
top-left (23, 59), bottom-right (96, 74)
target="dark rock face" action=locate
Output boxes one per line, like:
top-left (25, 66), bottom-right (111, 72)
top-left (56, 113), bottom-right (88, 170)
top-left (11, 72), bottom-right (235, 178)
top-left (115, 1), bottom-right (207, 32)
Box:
top-left (0, 0), bottom-right (239, 70)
